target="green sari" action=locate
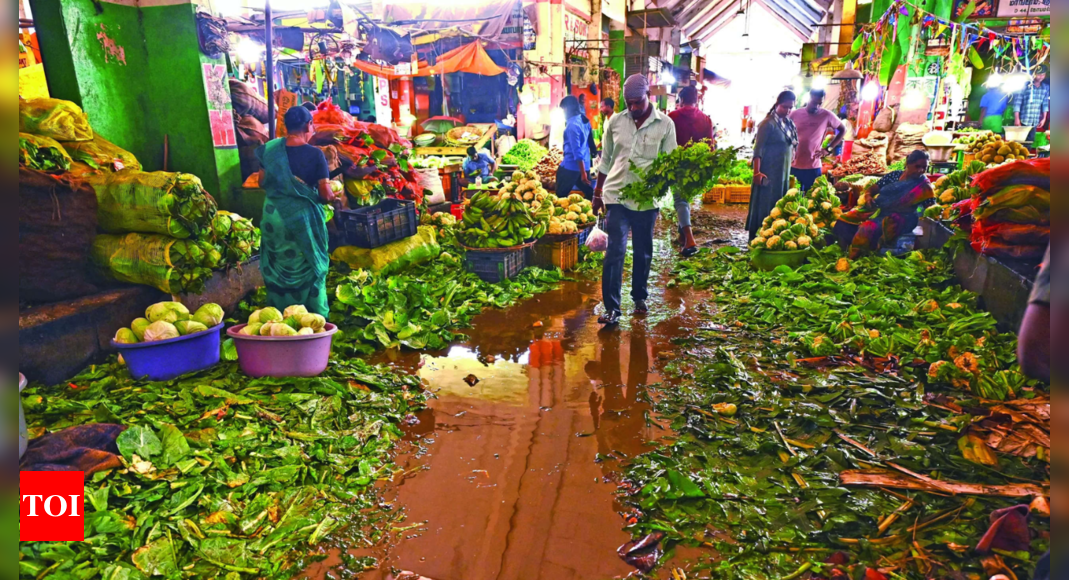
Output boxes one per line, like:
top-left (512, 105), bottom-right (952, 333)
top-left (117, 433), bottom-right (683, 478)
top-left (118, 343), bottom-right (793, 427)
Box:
top-left (257, 139), bottom-right (330, 317)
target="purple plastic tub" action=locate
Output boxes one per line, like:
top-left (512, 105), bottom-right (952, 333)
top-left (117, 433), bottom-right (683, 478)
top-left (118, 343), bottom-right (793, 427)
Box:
top-left (226, 323), bottom-right (339, 378)
top-left (112, 323), bottom-right (224, 382)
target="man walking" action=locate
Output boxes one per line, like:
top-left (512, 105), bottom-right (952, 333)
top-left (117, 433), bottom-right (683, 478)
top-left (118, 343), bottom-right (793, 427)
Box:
top-left (789, 89), bottom-right (845, 193)
top-left (593, 75), bottom-right (678, 325)
top-left (668, 85), bottom-right (714, 257)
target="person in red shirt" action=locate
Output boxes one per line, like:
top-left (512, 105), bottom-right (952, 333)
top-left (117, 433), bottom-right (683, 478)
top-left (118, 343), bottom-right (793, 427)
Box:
top-left (667, 86), bottom-right (713, 257)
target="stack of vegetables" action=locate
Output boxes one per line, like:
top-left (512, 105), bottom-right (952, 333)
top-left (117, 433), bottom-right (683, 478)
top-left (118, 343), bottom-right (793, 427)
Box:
top-left (211, 211), bottom-right (261, 264)
top-left (969, 159), bottom-right (1050, 261)
top-left (715, 159), bottom-right (754, 185)
top-left (459, 172), bottom-right (544, 249)
top-left (533, 148), bottom-right (565, 183)
top-left (972, 136), bottom-right (1031, 168)
top-left (924, 160), bottom-right (987, 226)
top-left (545, 193), bottom-right (595, 234)
top-left (237, 305), bottom-right (328, 337)
top-left (804, 175), bottom-right (844, 228)
top-left (501, 140), bottom-right (548, 172)
top-left (751, 189), bottom-right (822, 252)
top-left (113, 302), bottom-right (224, 344)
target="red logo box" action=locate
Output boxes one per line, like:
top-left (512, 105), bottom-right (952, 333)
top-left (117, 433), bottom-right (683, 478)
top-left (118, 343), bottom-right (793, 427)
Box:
top-left (20, 472), bottom-right (85, 542)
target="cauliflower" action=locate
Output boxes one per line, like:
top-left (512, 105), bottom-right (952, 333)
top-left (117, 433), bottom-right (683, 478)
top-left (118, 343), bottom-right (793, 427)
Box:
top-left (762, 228), bottom-right (776, 239)
top-left (794, 217), bottom-right (809, 226)
top-left (785, 188), bottom-right (800, 198)
top-left (785, 241), bottom-right (798, 251)
top-left (821, 202), bottom-right (833, 211)
top-left (835, 258), bottom-right (851, 273)
top-left (939, 189), bottom-right (957, 204)
top-left (565, 211), bottom-right (579, 221)
top-left (766, 236), bottom-right (783, 251)
top-left (770, 207), bottom-right (783, 219)
top-left (568, 204), bottom-right (582, 213)
top-left (512, 171), bottom-right (525, 182)
top-left (524, 192), bottom-right (535, 201)
top-left (563, 221), bottom-right (578, 233)
top-left (548, 222), bottom-right (564, 234)
top-left (751, 237), bottom-right (767, 249)
top-left (772, 219), bottom-right (790, 233)
top-left (796, 235), bottom-right (812, 248)
top-left (809, 224), bottom-right (820, 238)
top-left (568, 193), bottom-right (584, 204)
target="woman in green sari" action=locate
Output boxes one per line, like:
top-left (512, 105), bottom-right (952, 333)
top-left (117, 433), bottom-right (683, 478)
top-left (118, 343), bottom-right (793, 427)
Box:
top-left (256, 107), bottom-right (336, 317)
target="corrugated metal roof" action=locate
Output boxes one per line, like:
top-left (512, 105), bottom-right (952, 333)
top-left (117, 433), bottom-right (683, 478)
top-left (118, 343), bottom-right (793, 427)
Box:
top-left (665, 0), bottom-right (829, 44)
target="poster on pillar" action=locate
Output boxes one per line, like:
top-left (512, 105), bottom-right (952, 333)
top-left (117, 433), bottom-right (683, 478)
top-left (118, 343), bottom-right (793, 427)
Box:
top-left (202, 63), bottom-right (237, 149)
top-left (997, 0), bottom-right (1049, 18)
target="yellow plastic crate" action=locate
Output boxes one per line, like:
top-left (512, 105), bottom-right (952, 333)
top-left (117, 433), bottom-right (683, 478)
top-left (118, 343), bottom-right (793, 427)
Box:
top-left (703, 186), bottom-right (726, 204)
top-left (724, 185), bottom-right (751, 204)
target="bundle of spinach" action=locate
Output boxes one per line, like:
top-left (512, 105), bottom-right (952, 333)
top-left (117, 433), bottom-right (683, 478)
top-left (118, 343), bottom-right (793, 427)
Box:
top-left (672, 246), bottom-right (1036, 401)
top-left (622, 246), bottom-right (1049, 579)
top-left (20, 358), bottom-right (424, 580)
top-left (328, 241), bottom-right (603, 354)
top-left (620, 143), bottom-right (740, 208)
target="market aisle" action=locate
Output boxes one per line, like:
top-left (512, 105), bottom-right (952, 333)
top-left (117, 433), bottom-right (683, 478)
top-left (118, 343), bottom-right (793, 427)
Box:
top-left (344, 206), bottom-right (745, 580)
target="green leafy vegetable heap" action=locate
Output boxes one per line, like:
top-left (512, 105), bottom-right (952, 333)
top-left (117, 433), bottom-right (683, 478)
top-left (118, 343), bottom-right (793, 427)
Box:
top-left (20, 134), bottom-right (72, 173)
top-left (716, 159), bottom-right (754, 185)
top-left (751, 189), bottom-right (822, 252)
top-left (501, 140), bottom-right (548, 172)
top-left (628, 246), bottom-right (1049, 579)
top-left (620, 143), bottom-right (741, 208)
top-left (329, 244), bottom-right (599, 354)
top-left (20, 357), bottom-right (424, 580)
top-left (211, 211), bottom-right (261, 265)
top-left (806, 175), bottom-right (845, 228)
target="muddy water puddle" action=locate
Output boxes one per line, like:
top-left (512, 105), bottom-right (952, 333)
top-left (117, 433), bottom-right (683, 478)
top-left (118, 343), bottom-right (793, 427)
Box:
top-left (309, 207), bottom-right (746, 580)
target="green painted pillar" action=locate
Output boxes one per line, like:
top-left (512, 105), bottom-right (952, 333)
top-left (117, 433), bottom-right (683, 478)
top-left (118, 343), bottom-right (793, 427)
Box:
top-left (609, 29), bottom-right (626, 103)
top-left (31, 0), bottom-right (241, 207)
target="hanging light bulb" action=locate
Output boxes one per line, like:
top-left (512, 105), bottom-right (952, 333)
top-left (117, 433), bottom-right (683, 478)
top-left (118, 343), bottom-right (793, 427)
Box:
top-left (813, 76), bottom-right (829, 90)
top-left (986, 73), bottom-right (1005, 88)
top-left (861, 82), bottom-right (881, 101)
top-left (236, 37), bottom-right (265, 63)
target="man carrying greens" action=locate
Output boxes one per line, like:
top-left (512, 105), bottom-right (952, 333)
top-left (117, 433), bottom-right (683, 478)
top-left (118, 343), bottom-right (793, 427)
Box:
top-left (593, 74), bottom-right (678, 326)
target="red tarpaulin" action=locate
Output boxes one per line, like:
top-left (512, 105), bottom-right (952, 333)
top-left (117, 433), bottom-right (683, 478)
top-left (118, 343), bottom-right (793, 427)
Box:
top-left (351, 42), bottom-right (507, 80)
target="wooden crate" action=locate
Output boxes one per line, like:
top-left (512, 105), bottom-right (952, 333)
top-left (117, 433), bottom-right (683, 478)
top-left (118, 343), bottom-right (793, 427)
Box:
top-left (724, 185), bottom-right (751, 204)
top-left (529, 237), bottom-right (579, 271)
top-left (703, 186), bottom-right (725, 204)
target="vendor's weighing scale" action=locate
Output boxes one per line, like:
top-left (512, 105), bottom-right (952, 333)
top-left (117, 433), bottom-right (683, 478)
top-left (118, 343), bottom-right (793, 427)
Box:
top-left (929, 161), bottom-right (958, 176)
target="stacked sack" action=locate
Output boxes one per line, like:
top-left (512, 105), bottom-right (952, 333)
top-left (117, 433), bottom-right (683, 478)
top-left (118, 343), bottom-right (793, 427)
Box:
top-left (18, 98), bottom-right (261, 296)
top-left (968, 159), bottom-right (1049, 262)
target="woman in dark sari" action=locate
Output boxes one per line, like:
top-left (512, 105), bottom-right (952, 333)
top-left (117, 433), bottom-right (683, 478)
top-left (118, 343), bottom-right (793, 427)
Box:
top-left (255, 107), bottom-right (336, 316)
top-left (835, 150), bottom-right (935, 259)
top-left (747, 91), bottom-right (799, 240)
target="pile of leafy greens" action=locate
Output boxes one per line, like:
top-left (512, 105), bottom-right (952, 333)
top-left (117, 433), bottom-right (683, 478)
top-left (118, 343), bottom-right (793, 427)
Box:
top-left (326, 236), bottom-right (603, 354)
top-left (620, 143), bottom-right (741, 208)
top-left (20, 359), bottom-right (424, 580)
top-left (621, 246), bottom-right (1049, 579)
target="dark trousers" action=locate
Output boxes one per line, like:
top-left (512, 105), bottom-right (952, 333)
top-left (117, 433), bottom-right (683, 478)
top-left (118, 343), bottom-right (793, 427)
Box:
top-left (602, 204), bottom-right (658, 315)
top-left (790, 167), bottom-right (822, 193)
top-left (556, 167), bottom-right (594, 199)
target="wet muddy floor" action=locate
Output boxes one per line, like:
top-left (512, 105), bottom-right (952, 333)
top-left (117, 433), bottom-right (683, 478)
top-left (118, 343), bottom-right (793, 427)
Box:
top-left (311, 205), bottom-right (747, 580)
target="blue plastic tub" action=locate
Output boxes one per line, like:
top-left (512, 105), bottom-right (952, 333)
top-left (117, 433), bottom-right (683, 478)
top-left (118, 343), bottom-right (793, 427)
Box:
top-left (113, 323), bottom-right (223, 382)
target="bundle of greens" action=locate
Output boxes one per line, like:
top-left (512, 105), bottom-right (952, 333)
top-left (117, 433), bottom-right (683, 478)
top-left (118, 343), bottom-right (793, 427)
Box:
top-left (20, 357), bottom-right (423, 580)
top-left (630, 246), bottom-right (1049, 579)
top-left (90, 233), bottom-right (219, 295)
top-left (211, 211), bottom-right (261, 265)
top-left (89, 171), bottom-right (218, 239)
top-left (501, 139), bottom-right (548, 172)
top-left (19, 133), bottom-right (72, 173)
top-left (620, 143), bottom-right (740, 208)
top-left (716, 159), bottom-right (754, 185)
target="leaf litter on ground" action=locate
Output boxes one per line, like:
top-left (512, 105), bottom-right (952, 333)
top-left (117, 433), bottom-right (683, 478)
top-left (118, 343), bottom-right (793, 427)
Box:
top-left (619, 245), bottom-right (1049, 579)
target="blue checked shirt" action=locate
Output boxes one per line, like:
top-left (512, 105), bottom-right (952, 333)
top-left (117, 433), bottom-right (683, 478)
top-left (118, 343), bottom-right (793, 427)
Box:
top-left (1013, 82), bottom-right (1050, 127)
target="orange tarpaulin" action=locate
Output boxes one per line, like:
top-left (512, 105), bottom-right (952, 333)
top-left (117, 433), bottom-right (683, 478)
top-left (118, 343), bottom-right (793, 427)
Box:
top-left (351, 42), bottom-right (507, 80)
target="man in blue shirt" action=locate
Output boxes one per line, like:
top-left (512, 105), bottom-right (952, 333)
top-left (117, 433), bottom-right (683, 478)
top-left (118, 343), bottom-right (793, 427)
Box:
top-left (1013, 65), bottom-right (1050, 141)
top-left (462, 147), bottom-right (496, 181)
top-left (556, 96), bottom-right (593, 198)
top-left (979, 86), bottom-right (1011, 133)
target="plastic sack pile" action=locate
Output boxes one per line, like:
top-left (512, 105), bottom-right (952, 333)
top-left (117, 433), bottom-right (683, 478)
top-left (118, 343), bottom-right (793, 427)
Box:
top-left (968, 159), bottom-right (1049, 262)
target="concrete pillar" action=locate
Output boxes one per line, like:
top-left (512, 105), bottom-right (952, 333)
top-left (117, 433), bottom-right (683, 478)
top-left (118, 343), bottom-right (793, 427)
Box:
top-left (31, 0), bottom-right (241, 207)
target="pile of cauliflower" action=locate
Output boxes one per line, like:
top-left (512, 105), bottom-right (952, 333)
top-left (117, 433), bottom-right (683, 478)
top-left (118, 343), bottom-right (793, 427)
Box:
top-left (499, 171), bottom-right (595, 236)
top-left (751, 189), bottom-right (821, 252)
top-left (545, 193), bottom-right (595, 235)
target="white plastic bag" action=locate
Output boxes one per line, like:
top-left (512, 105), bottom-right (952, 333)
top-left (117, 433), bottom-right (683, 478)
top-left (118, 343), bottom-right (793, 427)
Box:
top-left (413, 167), bottom-right (446, 205)
top-left (585, 217), bottom-right (609, 253)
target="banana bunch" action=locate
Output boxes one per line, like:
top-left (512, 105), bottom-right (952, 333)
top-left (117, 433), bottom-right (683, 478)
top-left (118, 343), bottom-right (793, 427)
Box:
top-left (460, 189), bottom-right (544, 249)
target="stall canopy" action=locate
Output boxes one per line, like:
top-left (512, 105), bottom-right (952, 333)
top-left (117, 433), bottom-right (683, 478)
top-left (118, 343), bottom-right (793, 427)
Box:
top-left (351, 41), bottom-right (507, 80)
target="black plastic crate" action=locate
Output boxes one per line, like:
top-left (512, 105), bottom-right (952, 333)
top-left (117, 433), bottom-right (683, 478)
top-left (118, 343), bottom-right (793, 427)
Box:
top-left (465, 248), bottom-right (526, 283)
top-left (337, 199), bottom-right (418, 249)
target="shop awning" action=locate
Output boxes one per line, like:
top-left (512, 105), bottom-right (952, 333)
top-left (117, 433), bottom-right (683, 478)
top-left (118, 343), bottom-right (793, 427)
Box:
top-left (351, 41), bottom-right (507, 80)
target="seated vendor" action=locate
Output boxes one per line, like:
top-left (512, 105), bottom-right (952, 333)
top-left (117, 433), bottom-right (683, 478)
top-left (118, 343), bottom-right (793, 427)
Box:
top-left (834, 150), bottom-right (935, 259)
top-left (462, 146), bottom-right (496, 182)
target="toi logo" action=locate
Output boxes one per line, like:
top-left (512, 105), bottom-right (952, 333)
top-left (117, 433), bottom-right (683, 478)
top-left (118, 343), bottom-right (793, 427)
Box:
top-left (20, 472), bottom-right (85, 542)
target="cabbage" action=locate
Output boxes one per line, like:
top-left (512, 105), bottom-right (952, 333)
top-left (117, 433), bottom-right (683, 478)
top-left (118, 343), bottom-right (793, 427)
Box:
top-left (297, 327), bottom-right (315, 336)
top-left (146, 302), bottom-right (191, 324)
top-left (114, 328), bottom-right (139, 344)
top-left (250, 307), bottom-right (282, 324)
top-left (192, 303), bottom-right (224, 327)
top-left (282, 316), bottom-right (303, 330)
top-left (300, 313), bottom-right (327, 332)
top-left (131, 318), bottom-right (152, 341)
top-left (269, 323), bottom-right (298, 337)
top-left (175, 321), bottom-right (209, 336)
top-left (283, 305), bottom-right (309, 319)
top-left (241, 323), bottom-right (263, 336)
top-left (143, 321), bottom-right (180, 342)
top-left (259, 323), bottom-right (277, 336)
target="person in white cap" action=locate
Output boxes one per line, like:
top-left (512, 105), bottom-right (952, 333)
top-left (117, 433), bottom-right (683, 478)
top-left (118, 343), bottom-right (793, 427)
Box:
top-left (593, 74), bottom-right (678, 325)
